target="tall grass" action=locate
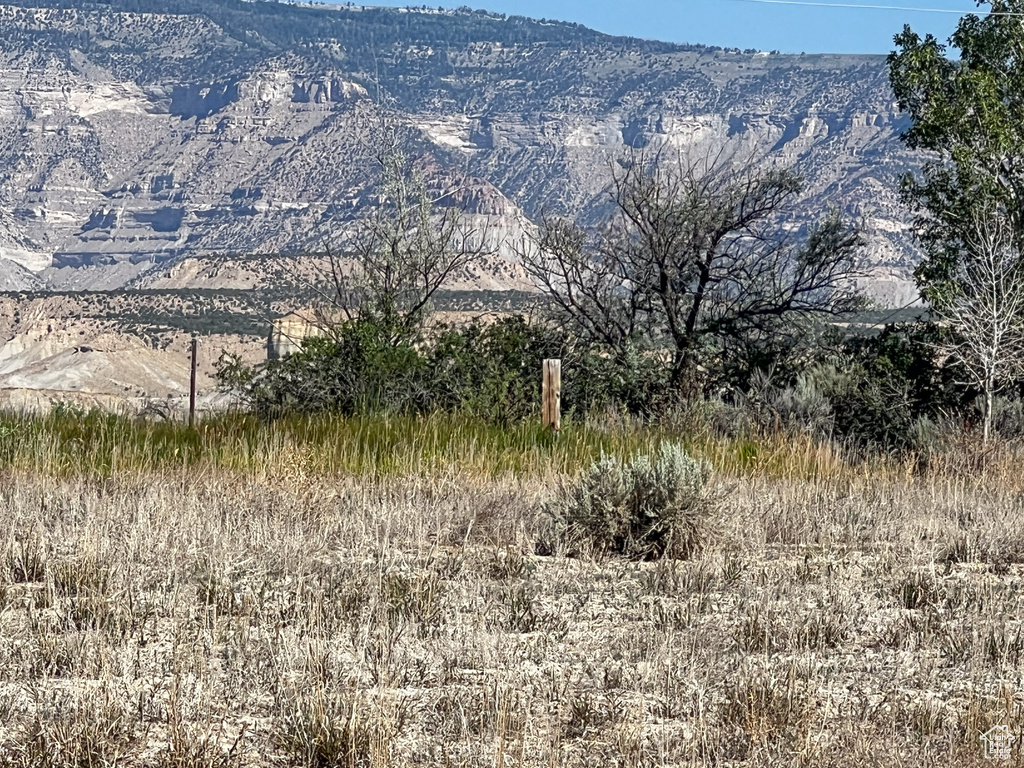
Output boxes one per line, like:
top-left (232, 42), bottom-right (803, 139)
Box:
top-left (2, 455), bottom-right (1022, 766)
top-left (0, 409), bottom-right (671, 480)
top-left (2, 408), bottom-right (1022, 766)
top-left (0, 406), bottom-right (1003, 485)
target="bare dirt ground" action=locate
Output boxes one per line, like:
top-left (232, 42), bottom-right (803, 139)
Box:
top-left (1, 467), bottom-right (1023, 767)
top-left (0, 293), bottom-right (262, 407)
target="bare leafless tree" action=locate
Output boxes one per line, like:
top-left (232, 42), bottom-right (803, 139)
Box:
top-left (314, 122), bottom-right (491, 346)
top-left (935, 208), bottom-right (1024, 442)
top-left (523, 216), bottom-right (655, 354)
top-left (517, 153), bottom-right (864, 391)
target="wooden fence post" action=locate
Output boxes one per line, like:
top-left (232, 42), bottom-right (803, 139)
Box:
top-left (189, 337), bottom-right (198, 428)
top-left (542, 359), bottom-right (561, 431)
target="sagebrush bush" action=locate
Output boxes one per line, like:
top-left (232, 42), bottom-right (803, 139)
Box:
top-left (540, 442), bottom-right (713, 560)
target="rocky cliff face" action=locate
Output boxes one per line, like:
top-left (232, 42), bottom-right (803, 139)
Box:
top-left (0, 0), bottom-right (921, 304)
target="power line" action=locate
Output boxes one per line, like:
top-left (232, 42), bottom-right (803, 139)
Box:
top-left (727, 0), bottom-right (1024, 15)
top-left (863, 297), bottom-right (927, 331)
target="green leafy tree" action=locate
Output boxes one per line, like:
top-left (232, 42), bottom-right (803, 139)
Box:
top-left (889, 2), bottom-right (1024, 302)
top-left (889, 2), bottom-right (1024, 439)
top-left (321, 141), bottom-right (489, 348)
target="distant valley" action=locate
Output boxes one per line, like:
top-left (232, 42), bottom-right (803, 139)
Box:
top-left (0, 0), bottom-right (925, 405)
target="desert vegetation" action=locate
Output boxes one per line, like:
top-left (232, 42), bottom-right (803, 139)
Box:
top-left (9, 3), bottom-right (1024, 767)
top-left (1, 409), bottom-right (1024, 766)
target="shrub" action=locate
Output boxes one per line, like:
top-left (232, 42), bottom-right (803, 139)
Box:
top-left (732, 322), bottom-right (968, 452)
top-left (218, 314), bottom-right (685, 422)
top-left (831, 322), bottom-right (965, 450)
top-left (424, 316), bottom-right (566, 422)
top-left (565, 343), bottom-right (676, 417)
top-left (744, 367), bottom-right (833, 435)
top-left (990, 395), bottom-right (1024, 439)
top-left (224, 323), bottom-right (428, 418)
top-left (540, 442), bottom-right (713, 560)
top-left (220, 316), bottom-right (568, 421)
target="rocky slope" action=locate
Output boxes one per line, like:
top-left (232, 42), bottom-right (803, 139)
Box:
top-left (0, 0), bottom-right (920, 306)
top-left (0, 291), bottom-right (267, 411)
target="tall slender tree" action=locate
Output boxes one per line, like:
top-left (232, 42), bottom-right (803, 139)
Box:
top-left (889, 0), bottom-right (1024, 438)
top-left (935, 209), bottom-right (1024, 442)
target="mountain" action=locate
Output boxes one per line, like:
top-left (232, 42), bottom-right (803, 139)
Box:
top-left (0, 0), bottom-right (919, 305)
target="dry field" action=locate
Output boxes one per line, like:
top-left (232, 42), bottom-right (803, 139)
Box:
top-left (1, 419), bottom-right (1024, 767)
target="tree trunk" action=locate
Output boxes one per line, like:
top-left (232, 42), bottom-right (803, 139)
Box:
top-left (984, 385), bottom-right (993, 445)
top-left (671, 350), bottom-right (701, 400)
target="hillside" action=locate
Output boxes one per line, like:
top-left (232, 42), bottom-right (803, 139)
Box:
top-left (0, 0), bottom-right (919, 305)
top-left (0, 289), bottom-right (268, 411)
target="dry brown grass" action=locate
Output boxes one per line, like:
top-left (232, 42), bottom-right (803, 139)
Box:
top-left (1, 440), bottom-right (1024, 767)
top-left (3, 410), bottom-right (1024, 766)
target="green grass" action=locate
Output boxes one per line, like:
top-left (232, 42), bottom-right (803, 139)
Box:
top-left (0, 405), bottom-right (927, 483)
top-left (0, 408), bottom-right (677, 480)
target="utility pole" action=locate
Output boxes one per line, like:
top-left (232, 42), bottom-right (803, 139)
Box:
top-left (189, 337), bottom-right (198, 428)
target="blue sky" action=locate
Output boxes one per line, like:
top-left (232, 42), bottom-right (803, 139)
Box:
top-left (331, 1), bottom-right (981, 54)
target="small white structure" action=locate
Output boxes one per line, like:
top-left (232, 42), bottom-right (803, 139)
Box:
top-left (267, 311), bottom-right (320, 360)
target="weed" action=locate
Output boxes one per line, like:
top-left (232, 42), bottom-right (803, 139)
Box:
top-left (5, 691), bottom-right (136, 768)
top-left (8, 538), bottom-right (46, 583)
top-left (49, 557), bottom-right (128, 635)
top-left (648, 600), bottom-right (697, 633)
top-left (501, 584), bottom-right (543, 633)
top-left (160, 719), bottom-right (247, 768)
top-left (938, 533), bottom-right (977, 566)
top-left (196, 569), bottom-right (243, 616)
top-left (908, 698), bottom-right (947, 738)
top-left (492, 583), bottom-right (568, 638)
top-left (486, 547), bottom-right (535, 581)
top-left (721, 553), bottom-right (745, 585)
top-left (795, 592), bottom-right (853, 650)
top-left (379, 571), bottom-right (446, 634)
top-left (50, 556), bottom-right (113, 599)
top-left (277, 688), bottom-right (399, 768)
top-left (898, 572), bottom-right (939, 610)
top-left (277, 689), bottom-right (372, 768)
top-left (941, 627), bottom-right (973, 667)
top-left (563, 692), bottom-right (622, 740)
top-left (638, 558), bottom-right (683, 597)
top-left (426, 690), bottom-right (472, 739)
top-left (734, 604), bottom-right (786, 654)
top-left (985, 624), bottom-right (1024, 668)
top-left (719, 671), bottom-right (815, 756)
top-left (29, 631), bottom-right (82, 678)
